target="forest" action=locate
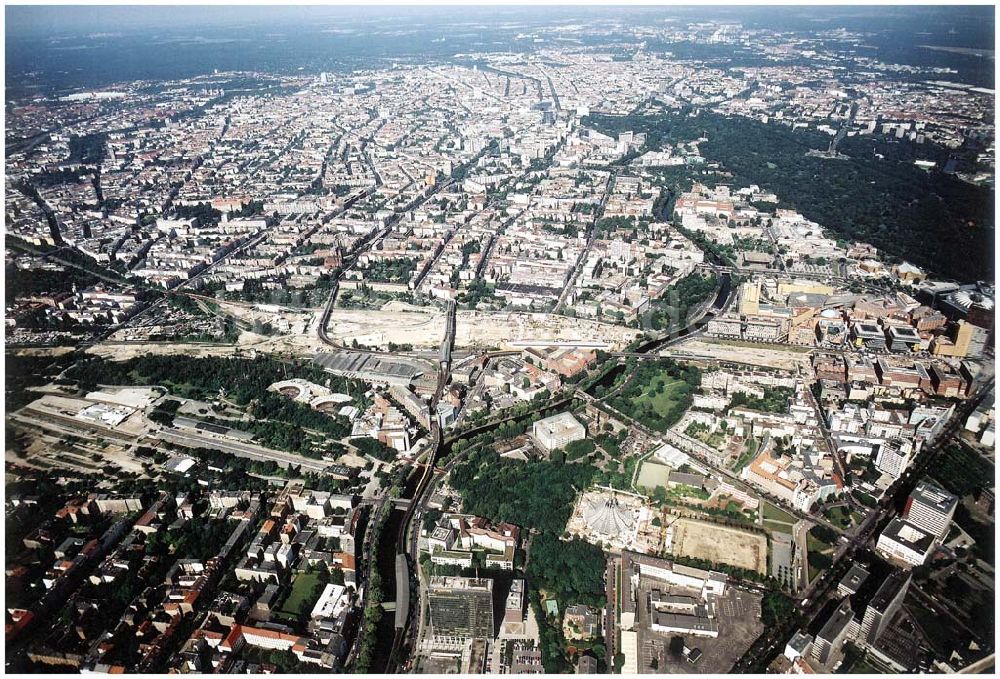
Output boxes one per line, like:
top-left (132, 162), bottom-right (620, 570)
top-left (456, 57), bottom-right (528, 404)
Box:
top-left (448, 446), bottom-right (598, 535)
top-left (68, 132), bottom-right (108, 165)
top-left (361, 257), bottom-right (419, 283)
top-left (584, 109), bottom-right (994, 282)
top-left (173, 202), bottom-right (223, 226)
top-left (352, 437), bottom-right (398, 462)
top-left (65, 354), bottom-right (358, 406)
top-left (6, 235), bottom-right (123, 301)
top-left (932, 441), bottom-right (995, 499)
top-left (6, 351), bottom-right (79, 410)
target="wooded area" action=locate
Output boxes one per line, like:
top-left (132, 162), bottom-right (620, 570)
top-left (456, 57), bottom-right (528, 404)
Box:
top-left (584, 109), bottom-right (994, 282)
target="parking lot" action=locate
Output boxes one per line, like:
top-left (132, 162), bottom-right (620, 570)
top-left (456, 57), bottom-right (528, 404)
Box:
top-left (714, 588), bottom-right (761, 620)
top-left (635, 578), bottom-right (765, 674)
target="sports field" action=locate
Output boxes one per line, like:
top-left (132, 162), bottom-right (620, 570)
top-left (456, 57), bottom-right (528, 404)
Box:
top-left (636, 460), bottom-right (672, 491)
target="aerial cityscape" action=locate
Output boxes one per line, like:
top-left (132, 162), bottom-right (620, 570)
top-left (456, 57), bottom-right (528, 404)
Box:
top-left (3, 4), bottom-right (995, 675)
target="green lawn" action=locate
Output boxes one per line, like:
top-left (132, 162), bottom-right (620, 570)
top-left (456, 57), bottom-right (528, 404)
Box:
top-left (850, 659), bottom-right (884, 674)
top-left (606, 359), bottom-right (699, 432)
top-left (805, 526), bottom-right (838, 584)
top-left (763, 519), bottom-right (794, 535)
top-left (824, 505), bottom-right (857, 529)
top-left (730, 438), bottom-right (759, 472)
top-left (807, 534), bottom-right (829, 554)
top-left (854, 491), bottom-right (878, 508)
top-left (807, 529), bottom-right (836, 555)
top-left (278, 572), bottom-right (322, 617)
top-left (634, 375), bottom-right (688, 413)
top-left (671, 484), bottom-right (711, 501)
top-left (761, 501), bottom-right (796, 524)
top-left (649, 483), bottom-right (713, 507)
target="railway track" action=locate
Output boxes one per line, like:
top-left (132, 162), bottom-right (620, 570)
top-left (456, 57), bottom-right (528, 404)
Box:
top-left (385, 302), bottom-right (455, 671)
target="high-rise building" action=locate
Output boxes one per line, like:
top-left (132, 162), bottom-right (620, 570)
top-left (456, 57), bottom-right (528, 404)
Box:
top-left (504, 579), bottom-right (525, 624)
top-left (904, 480), bottom-right (958, 539)
top-left (428, 576), bottom-right (494, 645)
top-left (811, 600), bottom-right (854, 665)
top-left (874, 438), bottom-right (912, 480)
top-left (859, 570), bottom-right (911, 646)
top-left (837, 563), bottom-right (870, 598)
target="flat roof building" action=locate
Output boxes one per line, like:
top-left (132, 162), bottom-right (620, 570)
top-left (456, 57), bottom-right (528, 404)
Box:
top-left (904, 480), bottom-right (957, 540)
top-left (885, 325), bottom-right (922, 352)
top-left (852, 322), bottom-right (887, 350)
top-left (876, 517), bottom-right (935, 568)
top-left (428, 576), bottom-right (494, 646)
top-left (531, 411), bottom-right (586, 453)
top-left (784, 629), bottom-right (814, 661)
top-left (860, 570), bottom-right (911, 647)
top-left (650, 610), bottom-right (719, 638)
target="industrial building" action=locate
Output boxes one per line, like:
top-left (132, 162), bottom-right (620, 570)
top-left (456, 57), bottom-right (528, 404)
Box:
top-left (313, 350), bottom-right (429, 387)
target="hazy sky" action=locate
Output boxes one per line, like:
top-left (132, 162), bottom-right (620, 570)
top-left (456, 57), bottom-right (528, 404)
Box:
top-left (6, 4), bottom-right (994, 98)
top-left (7, 5), bottom-right (995, 39)
top-left (6, 6), bottom-right (423, 34)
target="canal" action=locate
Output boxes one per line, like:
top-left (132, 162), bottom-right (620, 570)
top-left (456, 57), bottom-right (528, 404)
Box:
top-left (633, 270), bottom-right (731, 354)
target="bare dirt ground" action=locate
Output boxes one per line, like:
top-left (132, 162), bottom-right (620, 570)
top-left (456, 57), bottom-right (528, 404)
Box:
top-left (456, 310), bottom-right (641, 350)
top-left (664, 338), bottom-right (812, 371)
top-left (670, 517), bottom-right (768, 575)
top-left (86, 331), bottom-right (327, 360)
top-left (85, 305), bottom-right (643, 359)
top-left (214, 300), bottom-right (314, 330)
top-left (323, 306), bottom-right (444, 347)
